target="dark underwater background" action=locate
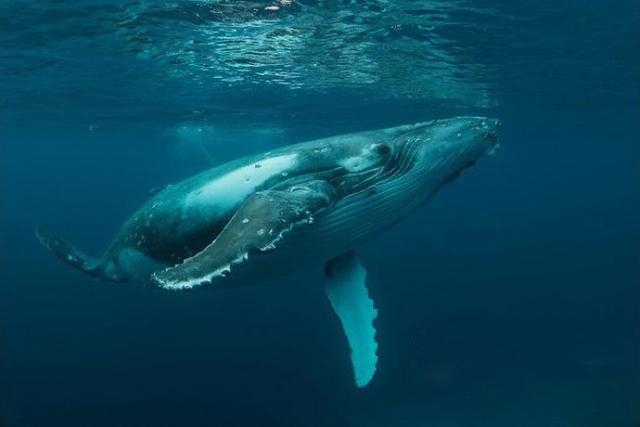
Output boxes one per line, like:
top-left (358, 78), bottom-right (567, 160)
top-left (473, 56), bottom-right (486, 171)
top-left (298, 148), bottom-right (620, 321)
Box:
top-left (1, 1), bottom-right (639, 426)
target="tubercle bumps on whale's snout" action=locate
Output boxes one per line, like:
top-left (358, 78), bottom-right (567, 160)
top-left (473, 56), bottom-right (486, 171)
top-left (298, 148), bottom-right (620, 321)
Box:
top-left (402, 116), bottom-right (502, 160)
top-left (474, 117), bottom-right (502, 157)
top-left (453, 116), bottom-right (501, 159)
top-left (451, 116), bottom-right (501, 142)
top-left (383, 116), bottom-right (501, 188)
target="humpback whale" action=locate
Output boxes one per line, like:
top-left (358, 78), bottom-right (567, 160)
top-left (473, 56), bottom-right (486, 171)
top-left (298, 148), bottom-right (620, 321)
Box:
top-left (37, 116), bottom-right (501, 387)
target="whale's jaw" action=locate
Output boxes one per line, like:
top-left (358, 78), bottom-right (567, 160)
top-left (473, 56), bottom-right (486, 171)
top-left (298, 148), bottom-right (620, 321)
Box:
top-left (400, 116), bottom-right (501, 176)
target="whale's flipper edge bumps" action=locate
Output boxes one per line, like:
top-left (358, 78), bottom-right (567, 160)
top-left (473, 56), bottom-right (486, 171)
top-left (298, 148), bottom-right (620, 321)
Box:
top-left (325, 250), bottom-right (378, 388)
top-left (151, 179), bottom-right (337, 290)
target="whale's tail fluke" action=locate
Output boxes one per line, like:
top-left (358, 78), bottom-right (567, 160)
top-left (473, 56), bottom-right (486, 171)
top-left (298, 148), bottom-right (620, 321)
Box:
top-left (36, 225), bottom-right (103, 279)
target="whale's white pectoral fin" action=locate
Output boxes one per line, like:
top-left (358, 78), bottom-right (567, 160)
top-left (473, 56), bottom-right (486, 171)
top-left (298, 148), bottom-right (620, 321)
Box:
top-left (325, 251), bottom-right (378, 388)
top-left (151, 179), bottom-right (337, 289)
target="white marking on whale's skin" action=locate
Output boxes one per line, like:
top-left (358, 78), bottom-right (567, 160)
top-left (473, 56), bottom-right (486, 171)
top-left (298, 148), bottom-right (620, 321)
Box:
top-left (158, 252), bottom-right (249, 291)
top-left (185, 153), bottom-right (297, 210)
top-left (338, 143), bottom-right (380, 172)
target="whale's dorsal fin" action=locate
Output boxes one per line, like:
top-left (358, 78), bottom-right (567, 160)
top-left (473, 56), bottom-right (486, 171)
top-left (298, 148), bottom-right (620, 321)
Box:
top-left (325, 251), bottom-right (378, 388)
top-left (151, 180), bottom-right (336, 289)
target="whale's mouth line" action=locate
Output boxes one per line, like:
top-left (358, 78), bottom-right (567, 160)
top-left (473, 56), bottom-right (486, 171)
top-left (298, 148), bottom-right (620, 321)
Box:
top-left (442, 158), bottom-right (477, 185)
top-left (442, 136), bottom-right (501, 184)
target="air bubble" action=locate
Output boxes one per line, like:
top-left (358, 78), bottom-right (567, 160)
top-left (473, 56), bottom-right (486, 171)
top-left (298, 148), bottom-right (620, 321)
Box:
top-left (242, 218), bottom-right (250, 224)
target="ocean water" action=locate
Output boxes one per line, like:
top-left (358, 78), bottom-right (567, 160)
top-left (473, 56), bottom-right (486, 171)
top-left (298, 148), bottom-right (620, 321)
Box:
top-left (1, 1), bottom-right (638, 426)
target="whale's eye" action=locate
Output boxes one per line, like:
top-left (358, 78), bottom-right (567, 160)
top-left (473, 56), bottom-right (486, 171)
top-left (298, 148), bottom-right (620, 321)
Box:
top-left (375, 144), bottom-right (390, 156)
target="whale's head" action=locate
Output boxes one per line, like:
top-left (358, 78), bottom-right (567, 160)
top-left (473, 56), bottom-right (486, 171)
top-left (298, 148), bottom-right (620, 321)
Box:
top-left (382, 116), bottom-right (501, 187)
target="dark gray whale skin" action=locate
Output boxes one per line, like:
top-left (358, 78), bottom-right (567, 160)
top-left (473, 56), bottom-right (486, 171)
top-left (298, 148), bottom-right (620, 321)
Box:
top-left (37, 117), bottom-right (500, 288)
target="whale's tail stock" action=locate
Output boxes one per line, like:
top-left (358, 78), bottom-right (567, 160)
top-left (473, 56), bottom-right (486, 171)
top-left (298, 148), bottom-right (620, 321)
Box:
top-left (36, 225), bottom-right (105, 280)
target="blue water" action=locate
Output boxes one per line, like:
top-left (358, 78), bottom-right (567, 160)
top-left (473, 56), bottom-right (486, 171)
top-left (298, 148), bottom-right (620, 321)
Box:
top-left (1, 1), bottom-right (638, 426)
